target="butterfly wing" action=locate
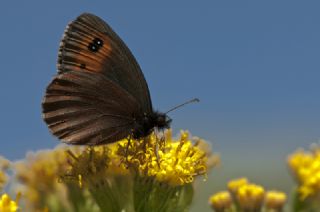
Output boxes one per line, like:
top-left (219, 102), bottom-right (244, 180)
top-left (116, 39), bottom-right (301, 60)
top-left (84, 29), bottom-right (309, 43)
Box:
top-left (42, 70), bottom-right (139, 145)
top-left (57, 13), bottom-right (152, 113)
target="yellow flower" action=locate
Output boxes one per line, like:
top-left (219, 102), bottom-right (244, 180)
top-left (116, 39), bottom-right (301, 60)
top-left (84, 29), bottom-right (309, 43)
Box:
top-left (0, 157), bottom-right (10, 171)
top-left (66, 130), bottom-right (216, 187)
top-left (115, 130), bottom-right (215, 186)
top-left (64, 130), bottom-right (213, 211)
top-left (236, 183), bottom-right (265, 211)
top-left (14, 145), bottom-right (80, 211)
top-left (0, 193), bottom-right (18, 212)
top-left (227, 177), bottom-right (249, 195)
top-left (209, 191), bottom-right (232, 211)
top-left (288, 145), bottom-right (320, 200)
top-left (0, 172), bottom-right (7, 191)
top-left (0, 156), bottom-right (10, 191)
top-left (265, 190), bottom-right (287, 211)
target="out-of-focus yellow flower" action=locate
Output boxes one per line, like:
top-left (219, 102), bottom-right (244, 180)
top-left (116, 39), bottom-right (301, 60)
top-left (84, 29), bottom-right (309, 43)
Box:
top-left (236, 183), bottom-right (265, 211)
top-left (210, 179), bottom-right (287, 211)
top-left (265, 190), bottom-right (287, 211)
top-left (209, 191), bottom-right (232, 211)
top-left (0, 172), bottom-right (7, 191)
top-left (193, 137), bottom-right (220, 170)
top-left (65, 145), bottom-right (129, 190)
top-left (115, 130), bottom-right (216, 186)
top-left (0, 156), bottom-right (10, 191)
top-left (0, 157), bottom-right (10, 172)
top-left (14, 145), bottom-right (80, 211)
top-left (0, 193), bottom-right (18, 212)
top-left (227, 177), bottom-right (249, 195)
top-left (288, 145), bottom-right (320, 200)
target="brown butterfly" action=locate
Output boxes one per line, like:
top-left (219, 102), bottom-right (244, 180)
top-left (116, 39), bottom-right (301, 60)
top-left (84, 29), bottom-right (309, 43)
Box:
top-left (42, 13), bottom-right (198, 145)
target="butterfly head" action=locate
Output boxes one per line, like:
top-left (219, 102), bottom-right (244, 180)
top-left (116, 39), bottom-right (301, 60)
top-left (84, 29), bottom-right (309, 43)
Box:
top-left (152, 111), bottom-right (172, 129)
top-left (132, 111), bottom-right (171, 139)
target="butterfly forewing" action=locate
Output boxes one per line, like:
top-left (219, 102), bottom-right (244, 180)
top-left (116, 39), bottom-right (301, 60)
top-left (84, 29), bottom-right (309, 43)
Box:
top-left (57, 13), bottom-right (152, 113)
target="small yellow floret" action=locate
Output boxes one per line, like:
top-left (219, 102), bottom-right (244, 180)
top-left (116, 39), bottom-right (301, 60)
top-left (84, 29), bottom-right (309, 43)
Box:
top-left (209, 191), bottom-right (232, 211)
top-left (0, 194), bottom-right (18, 212)
top-left (236, 183), bottom-right (265, 211)
top-left (265, 190), bottom-right (287, 210)
top-left (227, 177), bottom-right (249, 194)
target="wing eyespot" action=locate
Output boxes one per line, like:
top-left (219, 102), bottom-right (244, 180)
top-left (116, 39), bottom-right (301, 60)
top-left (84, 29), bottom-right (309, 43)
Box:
top-left (88, 43), bottom-right (98, 52)
top-left (93, 38), bottom-right (103, 47)
top-left (87, 37), bottom-right (103, 52)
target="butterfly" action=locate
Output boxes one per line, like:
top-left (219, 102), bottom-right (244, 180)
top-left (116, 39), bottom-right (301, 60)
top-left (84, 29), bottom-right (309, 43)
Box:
top-left (42, 13), bottom-right (198, 145)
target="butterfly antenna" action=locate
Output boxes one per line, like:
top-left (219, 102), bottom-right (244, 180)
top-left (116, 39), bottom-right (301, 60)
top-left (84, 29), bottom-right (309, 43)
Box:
top-left (165, 98), bottom-right (200, 114)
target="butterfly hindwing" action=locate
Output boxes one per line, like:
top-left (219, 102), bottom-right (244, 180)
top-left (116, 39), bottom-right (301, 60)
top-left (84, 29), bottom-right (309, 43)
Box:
top-left (42, 70), bottom-right (139, 145)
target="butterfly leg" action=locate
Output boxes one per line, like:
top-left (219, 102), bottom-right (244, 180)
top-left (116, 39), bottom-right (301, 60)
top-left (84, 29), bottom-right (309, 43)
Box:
top-left (88, 146), bottom-right (96, 173)
top-left (155, 142), bottom-right (161, 168)
top-left (125, 136), bottom-right (132, 163)
top-left (159, 129), bottom-right (166, 151)
top-left (153, 129), bottom-right (161, 168)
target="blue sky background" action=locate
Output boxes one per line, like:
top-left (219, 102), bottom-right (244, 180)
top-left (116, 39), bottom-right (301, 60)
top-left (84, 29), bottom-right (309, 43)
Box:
top-left (0, 1), bottom-right (319, 210)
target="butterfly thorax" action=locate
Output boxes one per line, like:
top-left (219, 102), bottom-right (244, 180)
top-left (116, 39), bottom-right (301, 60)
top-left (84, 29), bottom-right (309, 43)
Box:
top-left (132, 111), bottom-right (171, 139)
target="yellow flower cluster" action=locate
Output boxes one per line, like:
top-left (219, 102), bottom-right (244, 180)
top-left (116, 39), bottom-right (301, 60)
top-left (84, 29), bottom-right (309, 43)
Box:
top-left (0, 194), bottom-right (18, 212)
top-left (288, 145), bottom-right (320, 200)
top-left (14, 145), bottom-right (82, 210)
top-left (114, 130), bottom-right (217, 186)
top-left (63, 130), bottom-right (217, 211)
top-left (5, 130), bottom-right (216, 211)
top-left (67, 130), bottom-right (217, 187)
top-left (209, 178), bottom-right (286, 212)
top-left (65, 144), bottom-right (127, 189)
